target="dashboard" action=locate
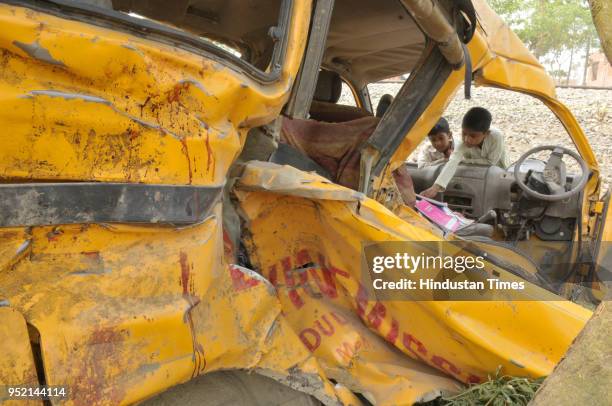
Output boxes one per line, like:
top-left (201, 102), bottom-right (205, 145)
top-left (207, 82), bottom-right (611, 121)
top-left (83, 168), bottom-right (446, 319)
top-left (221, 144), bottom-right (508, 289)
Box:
top-left (406, 159), bottom-right (581, 241)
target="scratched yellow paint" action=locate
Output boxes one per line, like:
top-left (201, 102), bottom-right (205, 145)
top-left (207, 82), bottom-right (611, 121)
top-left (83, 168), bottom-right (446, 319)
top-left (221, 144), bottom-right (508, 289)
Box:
top-left (0, 307), bottom-right (40, 406)
top-left (0, 2), bottom-right (356, 406)
top-left (0, 205), bottom-right (357, 405)
top-left (0, 3), bottom-right (308, 185)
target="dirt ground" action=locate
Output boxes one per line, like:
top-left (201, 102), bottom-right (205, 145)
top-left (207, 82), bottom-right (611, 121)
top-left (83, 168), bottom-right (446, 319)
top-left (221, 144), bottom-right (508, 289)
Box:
top-left (341, 84), bottom-right (612, 185)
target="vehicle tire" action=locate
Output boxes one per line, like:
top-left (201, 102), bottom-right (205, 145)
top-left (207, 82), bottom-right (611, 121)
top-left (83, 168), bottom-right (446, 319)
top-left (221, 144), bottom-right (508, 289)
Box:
top-left (141, 370), bottom-right (322, 406)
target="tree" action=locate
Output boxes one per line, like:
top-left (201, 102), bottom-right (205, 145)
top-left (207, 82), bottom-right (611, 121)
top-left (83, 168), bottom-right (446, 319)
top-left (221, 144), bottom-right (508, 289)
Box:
top-left (490, 0), bottom-right (598, 85)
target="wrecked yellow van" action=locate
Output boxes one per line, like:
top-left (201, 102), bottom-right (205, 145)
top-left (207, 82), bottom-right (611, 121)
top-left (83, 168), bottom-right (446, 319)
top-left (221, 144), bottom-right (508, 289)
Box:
top-left (0, 0), bottom-right (608, 404)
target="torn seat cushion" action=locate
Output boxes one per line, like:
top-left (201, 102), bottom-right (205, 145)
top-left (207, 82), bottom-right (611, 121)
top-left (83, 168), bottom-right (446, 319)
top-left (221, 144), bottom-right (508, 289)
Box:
top-left (279, 116), bottom-right (380, 189)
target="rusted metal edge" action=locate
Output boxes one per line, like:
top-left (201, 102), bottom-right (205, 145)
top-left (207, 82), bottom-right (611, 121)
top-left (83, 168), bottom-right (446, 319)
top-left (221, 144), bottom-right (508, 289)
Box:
top-left (0, 182), bottom-right (223, 226)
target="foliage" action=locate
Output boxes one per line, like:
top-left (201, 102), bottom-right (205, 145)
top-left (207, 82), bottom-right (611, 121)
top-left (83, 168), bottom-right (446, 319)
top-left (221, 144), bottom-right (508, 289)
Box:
top-left (489, 0), bottom-right (599, 83)
top-left (417, 368), bottom-right (545, 406)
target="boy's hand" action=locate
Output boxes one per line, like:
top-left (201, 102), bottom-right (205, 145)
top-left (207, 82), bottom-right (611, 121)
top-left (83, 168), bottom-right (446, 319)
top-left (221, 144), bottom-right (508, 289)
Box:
top-left (420, 184), bottom-right (444, 199)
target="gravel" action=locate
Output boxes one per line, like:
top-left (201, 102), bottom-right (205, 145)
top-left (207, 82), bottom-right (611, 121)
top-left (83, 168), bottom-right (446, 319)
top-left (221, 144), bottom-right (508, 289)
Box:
top-left (340, 83), bottom-right (612, 185)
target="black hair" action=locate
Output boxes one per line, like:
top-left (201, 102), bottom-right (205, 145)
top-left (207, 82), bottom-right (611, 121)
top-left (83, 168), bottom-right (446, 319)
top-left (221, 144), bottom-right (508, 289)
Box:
top-left (428, 117), bottom-right (450, 136)
top-left (462, 107), bottom-right (492, 132)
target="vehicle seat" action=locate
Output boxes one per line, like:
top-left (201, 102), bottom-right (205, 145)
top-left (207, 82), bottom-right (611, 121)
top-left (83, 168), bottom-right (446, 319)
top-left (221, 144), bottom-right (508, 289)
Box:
top-left (276, 115), bottom-right (380, 189)
top-left (269, 143), bottom-right (333, 180)
top-left (376, 94), bottom-right (394, 117)
top-left (308, 70), bottom-right (371, 123)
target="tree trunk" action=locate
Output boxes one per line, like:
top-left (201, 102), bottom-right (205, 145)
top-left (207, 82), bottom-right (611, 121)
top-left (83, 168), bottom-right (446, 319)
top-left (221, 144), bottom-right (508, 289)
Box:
top-left (531, 301), bottom-right (612, 406)
top-left (582, 36), bottom-right (591, 86)
top-left (566, 47), bottom-right (574, 85)
top-left (589, 0), bottom-right (612, 63)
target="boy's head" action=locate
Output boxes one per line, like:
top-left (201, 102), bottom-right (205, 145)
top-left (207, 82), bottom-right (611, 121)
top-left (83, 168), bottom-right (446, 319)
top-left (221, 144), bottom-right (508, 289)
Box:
top-left (428, 117), bottom-right (453, 153)
top-left (461, 107), bottom-right (492, 147)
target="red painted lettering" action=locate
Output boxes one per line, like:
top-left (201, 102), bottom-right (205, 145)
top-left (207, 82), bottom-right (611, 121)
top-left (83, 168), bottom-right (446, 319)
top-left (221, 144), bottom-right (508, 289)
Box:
top-left (308, 266), bottom-right (338, 299)
top-left (402, 332), bottom-right (428, 360)
top-left (282, 257), bottom-right (304, 309)
top-left (268, 264), bottom-right (278, 287)
top-left (229, 265), bottom-right (261, 291)
top-left (356, 283), bottom-right (368, 317)
top-left (386, 318), bottom-right (399, 344)
top-left (315, 314), bottom-right (335, 336)
top-left (296, 250), bottom-right (339, 299)
top-left (467, 374), bottom-right (482, 384)
top-left (296, 249), bottom-right (312, 264)
top-left (336, 340), bottom-right (362, 361)
top-left (318, 253), bottom-right (342, 298)
top-left (299, 328), bottom-right (321, 352)
top-left (321, 254), bottom-right (350, 279)
top-left (431, 355), bottom-right (461, 376)
top-left (367, 302), bottom-right (386, 329)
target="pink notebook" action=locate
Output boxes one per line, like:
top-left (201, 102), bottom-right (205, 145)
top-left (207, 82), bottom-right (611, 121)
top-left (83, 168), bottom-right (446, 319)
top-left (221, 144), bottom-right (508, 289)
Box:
top-left (414, 199), bottom-right (472, 232)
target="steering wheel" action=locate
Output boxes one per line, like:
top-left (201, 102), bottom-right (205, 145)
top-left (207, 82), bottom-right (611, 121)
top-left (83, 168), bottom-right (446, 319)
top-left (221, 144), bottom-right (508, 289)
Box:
top-left (513, 145), bottom-right (589, 202)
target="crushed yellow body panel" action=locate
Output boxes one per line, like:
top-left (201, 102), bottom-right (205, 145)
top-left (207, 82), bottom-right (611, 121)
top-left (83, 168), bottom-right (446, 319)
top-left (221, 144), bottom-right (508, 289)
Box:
top-left (0, 208), bottom-right (359, 405)
top-left (0, 3), bottom-right (308, 185)
top-left (237, 163), bottom-right (592, 404)
top-left (0, 3), bottom-right (355, 406)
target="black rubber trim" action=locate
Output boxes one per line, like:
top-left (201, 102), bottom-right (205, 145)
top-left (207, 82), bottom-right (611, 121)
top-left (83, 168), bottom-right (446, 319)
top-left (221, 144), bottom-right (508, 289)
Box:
top-left (462, 42), bottom-right (472, 99)
top-left (0, 183), bottom-right (223, 226)
top-left (0, 0), bottom-right (292, 84)
top-left (455, 0), bottom-right (477, 43)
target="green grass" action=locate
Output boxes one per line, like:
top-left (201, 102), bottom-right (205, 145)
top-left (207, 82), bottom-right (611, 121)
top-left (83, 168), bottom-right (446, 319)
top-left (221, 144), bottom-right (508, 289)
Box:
top-left (421, 368), bottom-right (545, 406)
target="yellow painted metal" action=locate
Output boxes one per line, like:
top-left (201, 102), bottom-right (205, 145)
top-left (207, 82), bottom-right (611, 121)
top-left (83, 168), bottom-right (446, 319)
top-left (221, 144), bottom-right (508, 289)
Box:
top-left (0, 206), bottom-right (356, 405)
top-left (592, 201), bottom-right (605, 215)
top-left (236, 163), bottom-right (592, 404)
top-left (0, 3), bottom-right (357, 406)
top-left (0, 1), bottom-right (603, 405)
top-left (0, 3), bottom-right (308, 185)
top-left (0, 307), bottom-right (41, 406)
